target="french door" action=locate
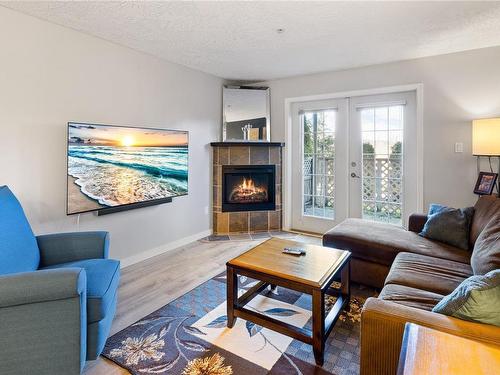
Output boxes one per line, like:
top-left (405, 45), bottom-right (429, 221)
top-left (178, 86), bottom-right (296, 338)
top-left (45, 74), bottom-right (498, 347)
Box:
top-left (290, 99), bottom-right (349, 233)
top-left (290, 91), bottom-right (418, 233)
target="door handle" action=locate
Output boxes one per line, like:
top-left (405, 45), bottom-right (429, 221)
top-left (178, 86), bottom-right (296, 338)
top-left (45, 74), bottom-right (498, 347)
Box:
top-left (350, 173), bottom-right (361, 178)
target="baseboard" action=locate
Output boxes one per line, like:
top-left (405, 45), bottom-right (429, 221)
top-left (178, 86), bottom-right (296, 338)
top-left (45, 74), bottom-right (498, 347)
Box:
top-left (119, 229), bottom-right (212, 269)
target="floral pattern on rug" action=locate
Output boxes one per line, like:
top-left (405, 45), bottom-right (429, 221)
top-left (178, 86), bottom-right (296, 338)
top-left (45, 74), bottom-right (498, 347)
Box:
top-left (102, 272), bottom-right (377, 375)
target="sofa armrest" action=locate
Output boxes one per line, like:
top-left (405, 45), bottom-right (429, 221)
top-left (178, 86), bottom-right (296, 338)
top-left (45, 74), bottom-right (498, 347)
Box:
top-left (360, 298), bottom-right (500, 375)
top-left (408, 213), bottom-right (427, 233)
top-left (0, 269), bottom-right (87, 373)
top-left (37, 231), bottom-right (109, 267)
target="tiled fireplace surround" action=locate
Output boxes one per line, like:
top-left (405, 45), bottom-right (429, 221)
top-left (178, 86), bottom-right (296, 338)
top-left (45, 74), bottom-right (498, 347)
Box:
top-left (211, 142), bottom-right (284, 234)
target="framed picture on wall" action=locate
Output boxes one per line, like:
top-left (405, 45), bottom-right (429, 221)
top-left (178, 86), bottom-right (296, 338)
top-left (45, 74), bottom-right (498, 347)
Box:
top-left (474, 172), bottom-right (498, 195)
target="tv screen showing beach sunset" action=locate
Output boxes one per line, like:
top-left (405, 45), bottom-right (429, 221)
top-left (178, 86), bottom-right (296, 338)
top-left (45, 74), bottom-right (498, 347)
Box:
top-left (67, 123), bottom-right (188, 215)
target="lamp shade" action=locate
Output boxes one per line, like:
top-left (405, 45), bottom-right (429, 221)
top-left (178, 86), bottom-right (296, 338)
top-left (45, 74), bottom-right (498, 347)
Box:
top-left (472, 118), bottom-right (500, 156)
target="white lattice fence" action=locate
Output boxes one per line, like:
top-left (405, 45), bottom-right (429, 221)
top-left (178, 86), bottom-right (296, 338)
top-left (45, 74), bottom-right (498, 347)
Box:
top-left (303, 156), bottom-right (335, 208)
top-left (362, 156), bottom-right (402, 221)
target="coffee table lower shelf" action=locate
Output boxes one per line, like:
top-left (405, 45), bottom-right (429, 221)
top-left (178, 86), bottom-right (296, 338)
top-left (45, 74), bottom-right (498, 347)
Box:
top-left (226, 264), bottom-right (350, 366)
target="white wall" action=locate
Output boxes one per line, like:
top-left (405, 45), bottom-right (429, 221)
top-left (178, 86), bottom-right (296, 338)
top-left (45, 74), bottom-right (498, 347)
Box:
top-left (0, 7), bottom-right (222, 264)
top-left (266, 46), bottom-right (500, 210)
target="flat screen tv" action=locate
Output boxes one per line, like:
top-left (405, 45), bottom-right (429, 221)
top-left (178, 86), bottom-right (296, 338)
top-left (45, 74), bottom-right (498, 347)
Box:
top-left (67, 122), bottom-right (188, 215)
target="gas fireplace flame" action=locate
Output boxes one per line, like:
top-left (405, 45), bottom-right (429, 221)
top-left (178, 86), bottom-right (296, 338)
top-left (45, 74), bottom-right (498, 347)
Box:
top-left (229, 177), bottom-right (268, 203)
top-left (241, 177), bottom-right (256, 192)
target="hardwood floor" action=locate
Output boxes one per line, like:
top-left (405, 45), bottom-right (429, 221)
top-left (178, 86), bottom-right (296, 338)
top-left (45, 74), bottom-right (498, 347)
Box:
top-left (84, 234), bottom-right (320, 374)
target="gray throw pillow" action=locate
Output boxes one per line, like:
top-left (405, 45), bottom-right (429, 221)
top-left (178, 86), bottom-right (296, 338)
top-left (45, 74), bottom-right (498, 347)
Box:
top-left (432, 269), bottom-right (500, 327)
top-left (419, 204), bottom-right (474, 250)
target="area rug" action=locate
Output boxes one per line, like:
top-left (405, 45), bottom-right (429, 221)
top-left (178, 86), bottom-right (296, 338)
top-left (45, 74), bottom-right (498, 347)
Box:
top-left (102, 272), bottom-right (377, 375)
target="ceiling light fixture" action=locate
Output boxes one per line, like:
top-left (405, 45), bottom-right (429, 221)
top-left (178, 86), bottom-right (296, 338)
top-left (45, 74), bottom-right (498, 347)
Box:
top-left (276, 28), bottom-right (285, 34)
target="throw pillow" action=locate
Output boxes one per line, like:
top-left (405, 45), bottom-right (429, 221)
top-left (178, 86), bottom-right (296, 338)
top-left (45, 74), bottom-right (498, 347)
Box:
top-left (471, 214), bottom-right (500, 275)
top-left (419, 204), bottom-right (474, 250)
top-left (432, 269), bottom-right (500, 327)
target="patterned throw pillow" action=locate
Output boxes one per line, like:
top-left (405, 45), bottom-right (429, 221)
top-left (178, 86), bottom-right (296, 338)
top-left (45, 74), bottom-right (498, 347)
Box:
top-left (432, 269), bottom-right (500, 327)
top-left (419, 204), bottom-right (474, 250)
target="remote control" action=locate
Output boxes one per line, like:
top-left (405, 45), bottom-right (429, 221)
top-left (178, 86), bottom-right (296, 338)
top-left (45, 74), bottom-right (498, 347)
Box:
top-left (283, 247), bottom-right (306, 255)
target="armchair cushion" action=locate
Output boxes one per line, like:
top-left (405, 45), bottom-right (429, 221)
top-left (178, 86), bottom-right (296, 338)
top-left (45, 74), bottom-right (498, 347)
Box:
top-left (37, 231), bottom-right (109, 267)
top-left (0, 186), bottom-right (40, 275)
top-left (43, 259), bottom-right (119, 323)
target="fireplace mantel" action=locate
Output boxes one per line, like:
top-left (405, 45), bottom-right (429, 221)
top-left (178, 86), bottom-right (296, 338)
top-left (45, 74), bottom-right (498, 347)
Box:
top-left (211, 142), bottom-right (283, 234)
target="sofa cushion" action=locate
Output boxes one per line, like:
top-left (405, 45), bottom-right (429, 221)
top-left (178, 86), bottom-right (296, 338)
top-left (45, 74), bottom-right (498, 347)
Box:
top-left (378, 284), bottom-right (444, 311)
top-left (419, 204), bottom-right (474, 250)
top-left (471, 214), bottom-right (500, 275)
top-left (0, 186), bottom-right (40, 275)
top-left (385, 252), bottom-right (472, 295)
top-left (323, 218), bottom-right (471, 266)
top-left (43, 259), bottom-right (120, 323)
top-left (432, 269), bottom-right (500, 327)
top-left (470, 195), bottom-right (500, 248)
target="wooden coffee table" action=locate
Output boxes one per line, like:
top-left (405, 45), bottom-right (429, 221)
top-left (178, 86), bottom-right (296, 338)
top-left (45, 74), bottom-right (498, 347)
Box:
top-left (226, 237), bottom-right (351, 365)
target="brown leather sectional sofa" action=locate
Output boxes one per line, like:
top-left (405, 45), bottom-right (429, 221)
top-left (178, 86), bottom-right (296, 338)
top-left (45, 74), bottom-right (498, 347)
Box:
top-left (323, 195), bottom-right (500, 375)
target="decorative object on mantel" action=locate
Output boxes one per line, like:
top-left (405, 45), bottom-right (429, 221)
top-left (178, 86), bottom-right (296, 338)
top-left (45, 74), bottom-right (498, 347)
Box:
top-left (223, 86), bottom-right (270, 142)
top-left (472, 118), bottom-right (500, 196)
top-left (211, 142), bottom-right (284, 234)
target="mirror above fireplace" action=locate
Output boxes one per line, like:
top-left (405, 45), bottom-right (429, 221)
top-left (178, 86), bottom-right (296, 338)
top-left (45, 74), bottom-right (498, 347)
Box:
top-left (223, 86), bottom-right (270, 142)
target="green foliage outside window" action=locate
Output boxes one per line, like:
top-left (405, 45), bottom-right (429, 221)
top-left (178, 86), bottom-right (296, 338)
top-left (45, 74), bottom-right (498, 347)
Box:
top-left (303, 113), bottom-right (335, 156)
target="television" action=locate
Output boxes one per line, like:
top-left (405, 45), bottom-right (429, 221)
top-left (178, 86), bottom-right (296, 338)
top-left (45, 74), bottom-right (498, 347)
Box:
top-left (67, 122), bottom-right (188, 215)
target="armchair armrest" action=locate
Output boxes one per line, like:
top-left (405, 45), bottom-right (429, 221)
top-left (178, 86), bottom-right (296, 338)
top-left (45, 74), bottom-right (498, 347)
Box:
top-left (0, 268), bottom-right (86, 308)
top-left (37, 231), bottom-right (109, 267)
top-left (360, 298), bottom-right (500, 375)
top-left (0, 269), bottom-right (87, 374)
top-left (408, 213), bottom-right (427, 233)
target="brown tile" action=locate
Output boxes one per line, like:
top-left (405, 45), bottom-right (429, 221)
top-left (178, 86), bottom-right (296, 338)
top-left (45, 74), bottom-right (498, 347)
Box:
top-left (213, 185), bottom-right (220, 207)
top-left (219, 147), bottom-right (229, 165)
top-left (213, 147), bottom-right (219, 165)
top-left (213, 206), bottom-right (221, 213)
top-left (229, 146), bottom-right (249, 165)
top-left (215, 212), bottom-right (229, 234)
top-left (213, 213), bottom-right (218, 233)
top-left (269, 211), bottom-right (281, 230)
top-left (275, 165), bottom-right (281, 185)
top-left (250, 211), bottom-right (269, 231)
top-left (213, 166), bottom-right (221, 186)
top-left (229, 212), bottom-right (249, 233)
top-left (270, 147), bottom-right (281, 165)
top-left (250, 147), bottom-right (269, 165)
top-left (275, 184), bottom-right (281, 205)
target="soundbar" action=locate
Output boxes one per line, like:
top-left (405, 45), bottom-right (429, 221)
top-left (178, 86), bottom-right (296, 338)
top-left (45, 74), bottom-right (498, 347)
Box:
top-left (97, 197), bottom-right (173, 216)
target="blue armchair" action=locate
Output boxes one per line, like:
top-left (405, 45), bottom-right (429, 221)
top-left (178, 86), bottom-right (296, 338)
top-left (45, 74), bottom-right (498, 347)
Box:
top-left (0, 186), bottom-right (120, 374)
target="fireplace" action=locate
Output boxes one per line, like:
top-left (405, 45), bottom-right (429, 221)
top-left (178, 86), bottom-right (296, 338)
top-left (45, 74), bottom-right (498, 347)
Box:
top-left (211, 142), bottom-right (283, 234)
top-left (222, 165), bottom-right (276, 212)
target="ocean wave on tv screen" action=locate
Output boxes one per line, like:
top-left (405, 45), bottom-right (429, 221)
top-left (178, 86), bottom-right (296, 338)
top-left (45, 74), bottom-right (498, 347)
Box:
top-left (68, 145), bottom-right (188, 207)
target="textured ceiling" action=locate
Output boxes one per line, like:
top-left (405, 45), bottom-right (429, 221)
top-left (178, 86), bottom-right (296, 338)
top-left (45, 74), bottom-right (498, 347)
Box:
top-left (3, 1), bottom-right (500, 80)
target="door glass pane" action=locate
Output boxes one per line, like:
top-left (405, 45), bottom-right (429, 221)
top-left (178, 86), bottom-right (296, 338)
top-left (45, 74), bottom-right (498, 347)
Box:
top-left (303, 110), bottom-right (336, 219)
top-left (360, 105), bottom-right (403, 225)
